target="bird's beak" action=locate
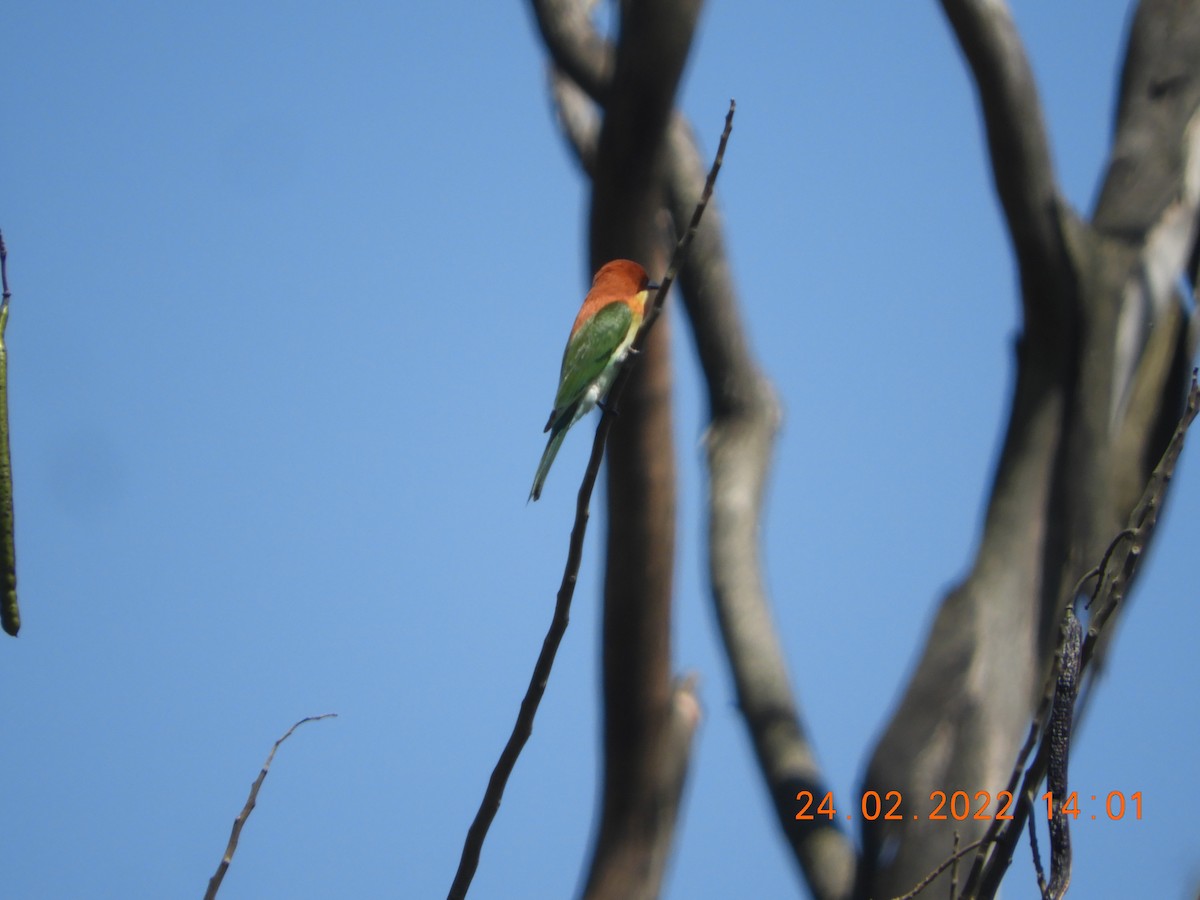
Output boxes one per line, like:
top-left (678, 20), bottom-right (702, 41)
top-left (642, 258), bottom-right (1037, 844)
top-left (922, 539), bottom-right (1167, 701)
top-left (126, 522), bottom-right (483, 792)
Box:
top-left (647, 282), bottom-right (661, 292)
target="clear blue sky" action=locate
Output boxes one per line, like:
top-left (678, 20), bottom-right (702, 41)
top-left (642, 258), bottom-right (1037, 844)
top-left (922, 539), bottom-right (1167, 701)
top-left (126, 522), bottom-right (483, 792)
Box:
top-left (2, 2), bottom-right (1195, 898)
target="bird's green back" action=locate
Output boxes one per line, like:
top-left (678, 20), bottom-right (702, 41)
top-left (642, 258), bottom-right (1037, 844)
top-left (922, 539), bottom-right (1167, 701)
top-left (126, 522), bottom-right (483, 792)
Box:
top-left (553, 302), bottom-right (634, 413)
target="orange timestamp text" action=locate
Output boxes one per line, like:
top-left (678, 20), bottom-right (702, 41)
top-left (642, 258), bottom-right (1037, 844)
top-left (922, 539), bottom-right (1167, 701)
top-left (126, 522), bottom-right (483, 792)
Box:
top-left (795, 790), bottom-right (1143, 823)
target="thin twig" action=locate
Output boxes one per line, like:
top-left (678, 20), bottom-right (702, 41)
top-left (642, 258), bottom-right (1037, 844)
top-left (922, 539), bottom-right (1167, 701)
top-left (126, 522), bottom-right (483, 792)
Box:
top-left (0, 229), bottom-right (20, 637)
top-left (961, 713), bottom-right (1045, 894)
top-left (643, 101), bottom-right (736, 333)
top-left (1074, 528), bottom-right (1136, 609)
top-left (890, 836), bottom-right (994, 900)
top-left (949, 832), bottom-right (961, 900)
top-left (446, 100), bottom-right (734, 900)
top-left (204, 714), bottom-right (337, 900)
top-left (1027, 793), bottom-right (1047, 898)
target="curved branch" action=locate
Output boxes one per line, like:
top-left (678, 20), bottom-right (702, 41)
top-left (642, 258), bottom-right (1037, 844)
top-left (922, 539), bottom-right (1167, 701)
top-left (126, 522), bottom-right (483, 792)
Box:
top-left (860, 6), bottom-right (1081, 896)
top-left (866, 6), bottom-right (1200, 896)
top-left (528, 0), bottom-right (612, 102)
top-left (550, 68), bottom-right (600, 176)
top-left (664, 123), bottom-right (855, 900)
top-left (939, 0), bottom-right (1067, 323)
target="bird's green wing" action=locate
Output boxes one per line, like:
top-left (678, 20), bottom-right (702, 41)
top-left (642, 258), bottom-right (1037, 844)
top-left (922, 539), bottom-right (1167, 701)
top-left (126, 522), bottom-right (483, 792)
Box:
top-left (553, 302), bottom-right (633, 413)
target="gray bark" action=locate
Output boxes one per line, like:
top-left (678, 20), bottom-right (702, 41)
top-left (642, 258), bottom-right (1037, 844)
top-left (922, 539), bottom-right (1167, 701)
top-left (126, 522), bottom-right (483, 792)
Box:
top-left (860, 2), bottom-right (1200, 895)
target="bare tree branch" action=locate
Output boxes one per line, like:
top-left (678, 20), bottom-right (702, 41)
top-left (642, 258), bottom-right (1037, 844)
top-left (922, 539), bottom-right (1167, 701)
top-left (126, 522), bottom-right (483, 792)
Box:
top-left (584, 676), bottom-right (703, 900)
top-left (550, 69), bottom-right (601, 175)
top-left (864, 3), bottom-right (1200, 895)
top-left (1076, 0), bottom-right (1200, 684)
top-left (528, 0), bottom-right (612, 101)
top-left (889, 835), bottom-right (992, 900)
top-left (966, 374), bottom-right (1199, 898)
top-left (938, 0), bottom-right (1067, 322)
top-left (1082, 372), bottom-right (1199, 656)
top-left (663, 122), bottom-right (855, 900)
top-left (1094, 0), bottom-right (1200, 240)
top-left (204, 714), bottom-right (336, 900)
top-left (0, 230), bottom-right (20, 637)
top-left (447, 424), bottom-right (609, 899)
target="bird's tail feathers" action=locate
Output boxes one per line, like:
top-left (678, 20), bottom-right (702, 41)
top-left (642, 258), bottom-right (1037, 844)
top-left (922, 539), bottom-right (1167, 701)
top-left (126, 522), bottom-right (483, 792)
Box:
top-left (529, 426), bottom-right (568, 502)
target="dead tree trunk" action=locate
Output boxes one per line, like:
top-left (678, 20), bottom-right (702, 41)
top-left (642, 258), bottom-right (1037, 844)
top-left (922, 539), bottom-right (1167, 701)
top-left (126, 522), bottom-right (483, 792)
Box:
top-left (860, 2), bottom-right (1200, 895)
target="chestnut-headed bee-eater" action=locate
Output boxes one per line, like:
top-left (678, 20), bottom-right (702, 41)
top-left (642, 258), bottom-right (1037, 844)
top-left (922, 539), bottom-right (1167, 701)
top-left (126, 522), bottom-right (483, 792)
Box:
top-left (529, 259), bottom-right (658, 501)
